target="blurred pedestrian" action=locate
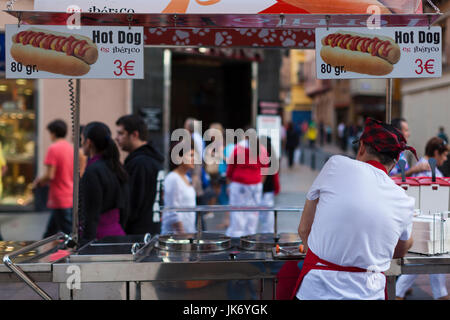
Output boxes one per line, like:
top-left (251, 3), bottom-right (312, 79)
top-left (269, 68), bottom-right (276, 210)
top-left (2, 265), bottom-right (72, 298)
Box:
top-left (319, 122), bottom-right (325, 146)
top-left (162, 140), bottom-right (197, 234)
top-left (280, 123), bottom-right (287, 157)
top-left (437, 126), bottom-right (448, 144)
top-left (306, 121), bottom-right (318, 149)
top-left (396, 137), bottom-right (449, 300)
top-left (34, 120), bottom-right (73, 238)
top-left (301, 120), bottom-right (309, 145)
top-left (285, 122), bottom-right (299, 168)
top-left (258, 136), bottom-right (280, 233)
top-left (204, 123), bottom-right (227, 206)
top-left (116, 115), bottom-right (164, 235)
top-left (410, 137), bottom-right (448, 177)
top-left (337, 122), bottom-right (346, 151)
top-left (184, 118), bottom-right (205, 205)
top-left (389, 118), bottom-right (429, 177)
top-left (224, 128), bottom-right (269, 237)
top-left (79, 122), bottom-right (129, 245)
top-left (326, 124), bottom-right (332, 144)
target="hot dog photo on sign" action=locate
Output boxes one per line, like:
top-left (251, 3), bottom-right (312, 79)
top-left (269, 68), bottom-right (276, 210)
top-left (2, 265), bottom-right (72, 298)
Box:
top-left (320, 30), bottom-right (401, 76)
top-left (10, 27), bottom-right (99, 76)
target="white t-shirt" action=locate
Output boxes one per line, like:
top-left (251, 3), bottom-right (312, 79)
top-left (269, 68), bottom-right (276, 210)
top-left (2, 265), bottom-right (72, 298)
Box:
top-left (297, 155), bottom-right (415, 300)
top-left (161, 171), bottom-right (197, 235)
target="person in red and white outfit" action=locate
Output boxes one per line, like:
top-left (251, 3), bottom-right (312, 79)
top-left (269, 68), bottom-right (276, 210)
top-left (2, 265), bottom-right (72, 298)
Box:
top-left (293, 118), bottom-right (416, 300)
top-left (225, 130), bottom-right (269, 237)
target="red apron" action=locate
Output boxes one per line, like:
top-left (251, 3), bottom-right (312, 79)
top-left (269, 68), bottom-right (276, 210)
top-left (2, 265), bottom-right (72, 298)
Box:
top-left (291, 249), bottom-right (388, 300)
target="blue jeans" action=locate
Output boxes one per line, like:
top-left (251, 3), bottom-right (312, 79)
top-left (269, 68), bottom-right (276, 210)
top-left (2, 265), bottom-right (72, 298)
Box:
top-left (43, 208), bottom-right (73, 238)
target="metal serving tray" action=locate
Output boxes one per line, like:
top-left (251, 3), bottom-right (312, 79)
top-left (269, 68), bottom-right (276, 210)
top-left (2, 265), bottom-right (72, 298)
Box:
top-left (271, 246), bottom-right (306, 260)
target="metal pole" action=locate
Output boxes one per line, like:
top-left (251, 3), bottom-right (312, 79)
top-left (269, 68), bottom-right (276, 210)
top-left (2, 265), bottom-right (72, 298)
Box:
top-left (196, 211), bottom-right (202, 239)
top-left (72, 79), bottom-right (81, 244)
top-left (274, 210), bottom-right (278, 241)
top-left (163, 49), bottom-right (172, 172)
top-left (386, 79), bottom-right (393, 124)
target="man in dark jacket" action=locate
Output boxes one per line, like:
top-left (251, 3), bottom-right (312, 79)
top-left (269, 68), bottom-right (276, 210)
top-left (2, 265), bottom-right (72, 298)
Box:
top-left (116, 115), bottom-right (164, 235)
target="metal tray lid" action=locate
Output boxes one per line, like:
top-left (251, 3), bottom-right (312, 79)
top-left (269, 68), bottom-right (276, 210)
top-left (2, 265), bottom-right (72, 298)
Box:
top-left (157, 232), bottom-right (232, 252)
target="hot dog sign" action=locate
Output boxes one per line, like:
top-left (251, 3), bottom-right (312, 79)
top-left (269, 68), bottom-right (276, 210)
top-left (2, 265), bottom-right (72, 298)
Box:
top-left (5, 25), bottom-right (144, 79)
top-left (316, 27), bottom-right (442, 79)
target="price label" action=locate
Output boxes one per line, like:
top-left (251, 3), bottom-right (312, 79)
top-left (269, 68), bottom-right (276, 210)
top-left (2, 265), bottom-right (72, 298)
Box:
top-left (113, 60), bottom-right (137, 76)
top-left (414, 58), bottom-right (436, 75)
top-left (5, 25), bottom-right (144, 79)
top-left (316, 27), bottom-right (442, 79)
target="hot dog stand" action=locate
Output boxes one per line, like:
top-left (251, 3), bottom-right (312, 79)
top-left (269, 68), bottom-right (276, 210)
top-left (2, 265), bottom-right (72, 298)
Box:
top-left (1, 0), bottom-right (449, 300)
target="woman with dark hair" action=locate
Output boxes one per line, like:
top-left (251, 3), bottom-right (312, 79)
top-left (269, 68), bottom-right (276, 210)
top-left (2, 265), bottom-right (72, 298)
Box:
top-left (80, 122), bottom-right (129, 244)
top-left (162, 139), bottom-right (196, 234)
top-left (410, 137), bottom-right (448, 178)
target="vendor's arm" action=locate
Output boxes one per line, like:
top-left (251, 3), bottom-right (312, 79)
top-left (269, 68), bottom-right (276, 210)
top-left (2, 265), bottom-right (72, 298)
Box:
top-left (393, 212), bottom-right (414, 259)
top-left (297, 156), bottom-right (336, 251)
top-left (298, 198), bottom-right (319, 252)
top-left (393, 237), bottom-right (413, 259)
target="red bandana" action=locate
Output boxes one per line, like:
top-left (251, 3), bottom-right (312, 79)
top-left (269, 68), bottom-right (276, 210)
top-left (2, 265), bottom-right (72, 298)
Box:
top-left (357, 118), bottom-right (418, 161)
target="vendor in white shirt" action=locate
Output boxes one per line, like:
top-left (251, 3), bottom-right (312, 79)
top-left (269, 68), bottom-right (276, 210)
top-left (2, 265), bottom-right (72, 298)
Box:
top-left (293, 118), bottom-right (417, 300)
top-left (161, 140), bottom-right (197, 235)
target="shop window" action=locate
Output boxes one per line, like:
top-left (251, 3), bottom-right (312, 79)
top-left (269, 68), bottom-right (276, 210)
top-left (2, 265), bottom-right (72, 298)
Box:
top-left (0, 79), bottom-right (36, 209)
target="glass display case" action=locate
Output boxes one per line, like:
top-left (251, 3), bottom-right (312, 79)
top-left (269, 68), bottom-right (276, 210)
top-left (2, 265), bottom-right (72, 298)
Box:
top-left (0, 78), bottom-right (36, 209)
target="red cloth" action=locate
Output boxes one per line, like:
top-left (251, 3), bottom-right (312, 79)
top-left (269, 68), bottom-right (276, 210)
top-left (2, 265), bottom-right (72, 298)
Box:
top-left (44, 140), bottom-right (74, 209)
top-left (226, 142), bottom-right (269, 185)
top-left (276, 261), bottom-right (302, 300)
